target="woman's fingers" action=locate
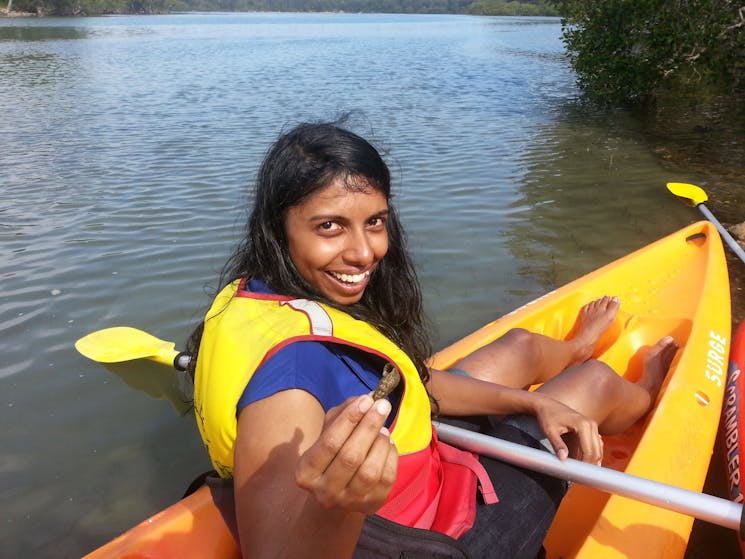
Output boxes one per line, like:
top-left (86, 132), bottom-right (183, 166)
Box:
top-left (296, 394), bottom-right (398, 512)
top-left (556, 418), bottom-right (603, 465)
top-left (576, 419), bottom-right (603, 465)
top-left (538, 399), bottom-right (603, 465)
top-left (320, 397), bottom-right (391, 487)
top-left (543, 427), bottom-right (570, 461)
top-left (343, 427), bottom-right (398, 505)
top-left (322, 395), bottom-right (363, 427)
top-left (322, 398), bottom-right (396, 509)
top-left (297, 395), bottom-right (377, 477)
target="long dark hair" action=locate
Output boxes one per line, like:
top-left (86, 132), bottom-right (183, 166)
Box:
top-left (186, 120), bottom-right (432, 384)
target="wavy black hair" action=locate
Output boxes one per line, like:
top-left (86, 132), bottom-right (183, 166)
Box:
top-left (186, 120), bottom-right (432, 385)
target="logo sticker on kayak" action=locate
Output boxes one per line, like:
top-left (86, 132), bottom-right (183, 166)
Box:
top-left (723, 361), bottom-right (743, 503)
top-left (705, 330), bottom-right (728, 387)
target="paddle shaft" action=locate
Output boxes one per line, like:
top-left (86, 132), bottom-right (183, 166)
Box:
top-left (697, 203), bottom-right (745, 265)
top-left (434, 421), bottom-right (745, 536)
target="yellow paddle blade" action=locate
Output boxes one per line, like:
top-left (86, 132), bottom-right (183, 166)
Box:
top-left (666, 182), bottom-right (708, 206)
top-left (75, 327), bottom-right (176, 364)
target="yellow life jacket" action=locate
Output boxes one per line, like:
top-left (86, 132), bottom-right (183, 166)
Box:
top-left (193, 278), bottom-right (495, 538)
top-left (193, 278), bottom-right (432, 478)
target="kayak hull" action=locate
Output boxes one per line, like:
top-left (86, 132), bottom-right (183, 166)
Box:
top-left (722, 319), bottom-right (745, 557)
top-left (84, 221), bottom-right (731, 559)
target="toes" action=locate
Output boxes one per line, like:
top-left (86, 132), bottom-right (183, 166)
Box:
top-left (586, 295), bottom-right (620, 314)
top-left (600, 295), bottom-right (619, 311)
top-left (656, 335), bottom-right (677, 352)
top-left (648, 336), bottom-right (678, 366)
top-left (659, 336), bottom-right (679, 364)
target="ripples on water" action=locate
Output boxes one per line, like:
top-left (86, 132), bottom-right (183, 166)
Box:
top-left (0, 13), bottom-right (708, 557)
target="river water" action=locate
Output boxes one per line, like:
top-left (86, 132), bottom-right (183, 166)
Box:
top-left (0, 13), bottom-right (738, 558)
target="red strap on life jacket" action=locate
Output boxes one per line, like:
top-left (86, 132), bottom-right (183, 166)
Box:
top-left (436, 438), bottom-right (498, 505)
top-left (376, 427), bottom-right (498, 539)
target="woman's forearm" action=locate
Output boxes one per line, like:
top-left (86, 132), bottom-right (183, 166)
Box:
top-left (238, 479), bottom-right (367, 559)
top-left (427, 368), bottom-right (540, 417)
top-left (236, 390), bottom-right (396, 558)
top-left (261, 503), bottom-right (366, 559)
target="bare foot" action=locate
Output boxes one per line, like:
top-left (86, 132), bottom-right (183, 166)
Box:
top-left (568, 295), bottom-right (621, 363)
top-left (638, 336), bottom-right (678, 397)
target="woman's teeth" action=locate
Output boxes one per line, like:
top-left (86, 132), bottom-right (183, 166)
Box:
top-left (330, 271), bottom-right (369, 284)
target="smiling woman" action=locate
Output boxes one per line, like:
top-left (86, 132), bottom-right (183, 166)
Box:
top-left (182, 119), bottom-right (678, 559)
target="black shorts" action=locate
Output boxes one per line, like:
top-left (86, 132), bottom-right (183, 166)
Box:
top-left (355, 415), bottom-right (567, 559)
top-left (454, 415), bottom-right (568, 559)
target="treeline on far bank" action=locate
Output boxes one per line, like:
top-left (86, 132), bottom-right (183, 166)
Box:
top-left (4, 0), bottom-right (557, 16)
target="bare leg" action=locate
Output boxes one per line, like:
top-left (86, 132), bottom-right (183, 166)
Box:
top-left (536, 336), bottom-right (678, 435)
top-left (452, 296), bottom-right (620, 389)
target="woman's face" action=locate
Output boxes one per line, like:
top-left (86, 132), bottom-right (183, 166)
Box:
top-left (285, 177), bottom-right (389, 305)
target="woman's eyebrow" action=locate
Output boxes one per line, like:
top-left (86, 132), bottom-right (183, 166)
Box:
top-left (307, 213), bottom-right (345, 221)
top-left (368, 208), bottom-right (390, 218)
top-left (308, 208), bottom-right (389, 221)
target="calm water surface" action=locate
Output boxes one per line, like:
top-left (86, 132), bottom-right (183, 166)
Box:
top-left (0, 13), bottom-right (725, 557)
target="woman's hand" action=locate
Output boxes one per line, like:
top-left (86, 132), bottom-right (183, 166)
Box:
top-left (295, 394), bottom-right (399, 514)
top-left (532, 394), bottom-right (603, 465)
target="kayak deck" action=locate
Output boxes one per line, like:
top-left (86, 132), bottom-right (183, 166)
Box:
top-left (84, 221), bottom-right (730, 559)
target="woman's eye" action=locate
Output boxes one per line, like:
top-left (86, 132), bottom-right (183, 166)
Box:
top-left (319, 221), bottom-right (339, 232)
top-left (368, 217), bottom-right (386, 228)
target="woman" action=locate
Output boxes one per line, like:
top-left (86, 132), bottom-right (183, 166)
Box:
top-left (187, 121), bottom-right (677, 558)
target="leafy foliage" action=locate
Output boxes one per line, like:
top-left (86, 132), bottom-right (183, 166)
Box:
top-left (5, 0), bottom-right (556, 16)
top-left (167, 0), bottom-right (472, 12)
top-left (550, 0), bottom-right (745, 104)
top-left (9, 0), bottom-right (173, 14)
top-left (467, 1), bottom-right (557, 16)
top-left (166, 0), bottom-right (555, 13)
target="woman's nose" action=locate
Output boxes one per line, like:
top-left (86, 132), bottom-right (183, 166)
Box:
top-left (344, 230), bottom-right (374, 264)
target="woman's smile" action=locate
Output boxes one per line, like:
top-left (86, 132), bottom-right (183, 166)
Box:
top-left (285, 177), bottom-right (389, 305)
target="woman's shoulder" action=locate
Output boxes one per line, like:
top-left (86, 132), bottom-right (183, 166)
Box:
top-left (262, 341), bottom-right (384, 383)
top-left (270, 340), bottom-right (344, 369)
top-left (239, 340), bottom-right (382, 413)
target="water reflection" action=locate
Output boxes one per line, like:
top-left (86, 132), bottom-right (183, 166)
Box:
top-left (102, 360), bottom-right (193, 416)
top-left (0, 24), bottom-right (92, 41)
top-left (505, 100), bottom-right (695, 294)
top-left (0, 52), bottom-right (73, 90)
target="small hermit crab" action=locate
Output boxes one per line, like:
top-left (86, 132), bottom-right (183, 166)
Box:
top-left (373, 363), bottom-right (401, 400)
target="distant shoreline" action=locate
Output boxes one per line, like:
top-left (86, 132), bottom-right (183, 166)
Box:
top-left (0, 10), bottom-right (559, 17)
top-left (0, 7), bottom-right (173, 16)
top-left (1, 8), bottom-right (38, 16)
top-left (1, 4), bottom-right (559, 17)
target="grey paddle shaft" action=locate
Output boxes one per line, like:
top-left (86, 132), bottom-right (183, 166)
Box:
top-left (433, 421), bottom-right (745, 535)
top-left (698, 204), bottom-right (745, 265)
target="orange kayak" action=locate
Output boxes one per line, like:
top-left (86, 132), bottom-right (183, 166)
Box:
top-left (84, 221), bottom-right (731, 559)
